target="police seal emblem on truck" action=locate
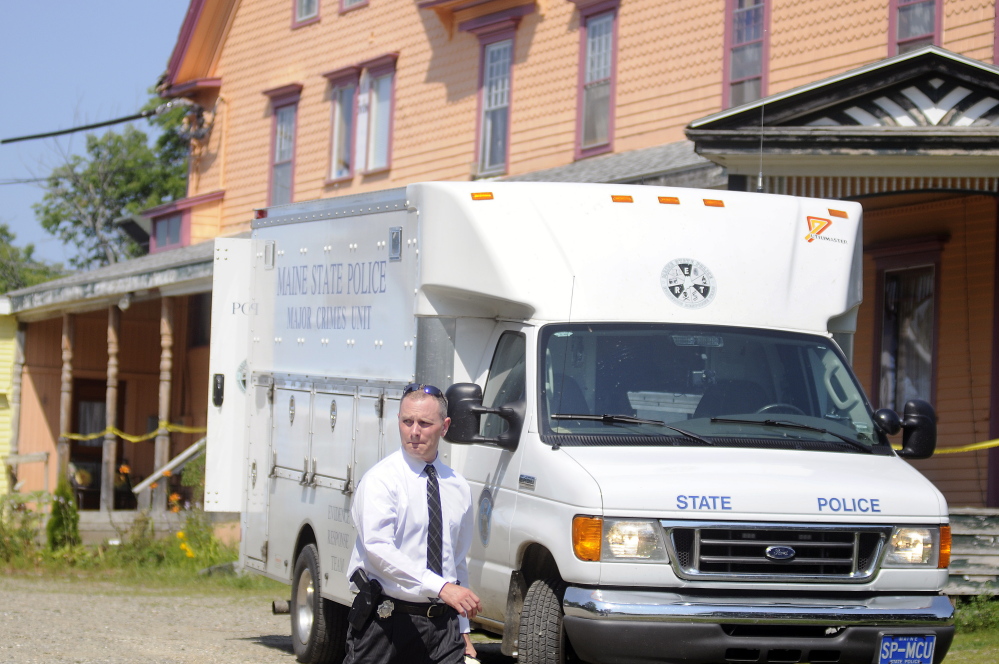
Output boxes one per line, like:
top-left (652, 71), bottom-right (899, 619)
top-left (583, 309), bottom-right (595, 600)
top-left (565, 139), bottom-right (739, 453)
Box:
top-left (661, 258), bottom-right (716, 309)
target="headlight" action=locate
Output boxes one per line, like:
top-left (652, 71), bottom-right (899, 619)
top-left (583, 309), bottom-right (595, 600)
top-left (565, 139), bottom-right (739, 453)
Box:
top-left (603, 519), bottom-right (667, 561)
top-left (571, 516), bottom-right (668, 562)
top-left (882, 526), bottom-right (950, 568)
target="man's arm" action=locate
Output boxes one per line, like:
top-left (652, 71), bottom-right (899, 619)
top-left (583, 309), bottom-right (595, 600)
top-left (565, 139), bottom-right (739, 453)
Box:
top-left (354, 474), bottom-right (446, 597)
top-left (437, 482), bottom-right (481, 627)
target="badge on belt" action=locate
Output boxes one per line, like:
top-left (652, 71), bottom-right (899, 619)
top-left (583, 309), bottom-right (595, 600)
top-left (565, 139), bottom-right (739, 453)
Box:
top-left (376, 599), bottom-right (394, 619)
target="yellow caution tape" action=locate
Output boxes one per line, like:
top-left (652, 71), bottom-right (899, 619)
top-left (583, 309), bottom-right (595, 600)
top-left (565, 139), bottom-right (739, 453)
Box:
top-left (891, 438), bottom-right (999, 454)
top-left (60, 421), bottom-right (207, 444)
top-left (935, 439), bottom-right (999, 454)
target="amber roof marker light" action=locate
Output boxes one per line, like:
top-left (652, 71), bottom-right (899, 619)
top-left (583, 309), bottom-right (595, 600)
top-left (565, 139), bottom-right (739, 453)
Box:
top-left (471, 192), bottom-right (494, 201)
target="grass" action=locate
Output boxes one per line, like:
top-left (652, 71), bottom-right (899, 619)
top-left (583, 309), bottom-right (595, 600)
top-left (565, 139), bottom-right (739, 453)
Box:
top-left (1, 493), bottom-right (285, 596)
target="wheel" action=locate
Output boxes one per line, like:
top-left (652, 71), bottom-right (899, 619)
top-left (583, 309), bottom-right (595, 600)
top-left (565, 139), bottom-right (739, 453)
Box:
top-left (291, 543), bottom-right (348, 663)
top-left (518, 577), bottom-right (572, 664)
top-left (755, 403), bottom-right (806, 416)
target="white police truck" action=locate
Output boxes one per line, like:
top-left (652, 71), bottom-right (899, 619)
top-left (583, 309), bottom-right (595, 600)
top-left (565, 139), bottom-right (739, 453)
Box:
top-left (206, 181), bottom-right (954, 664)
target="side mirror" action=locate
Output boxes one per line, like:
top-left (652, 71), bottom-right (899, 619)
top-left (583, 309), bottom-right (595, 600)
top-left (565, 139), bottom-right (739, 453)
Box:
top-left (897, 399), bottom-right (936, 459)
top-left (444, 383), bottom-right (524, 450)
top-left (874, 408), bottom-right (901, 435)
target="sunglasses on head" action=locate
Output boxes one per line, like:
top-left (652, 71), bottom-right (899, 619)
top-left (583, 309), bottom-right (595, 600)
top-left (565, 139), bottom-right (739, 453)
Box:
top-left (403, 383), bottom-right (445, 398)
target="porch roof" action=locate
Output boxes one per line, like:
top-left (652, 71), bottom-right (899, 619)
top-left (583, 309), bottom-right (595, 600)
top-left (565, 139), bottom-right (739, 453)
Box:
top-left (500, 140), bottom-right (723, 187)
top-left (5, 239), bottom-right (216, 321)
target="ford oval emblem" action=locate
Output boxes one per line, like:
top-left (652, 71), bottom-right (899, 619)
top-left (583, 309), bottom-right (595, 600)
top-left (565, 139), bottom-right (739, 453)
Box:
top-left (766, 545), bottom-right (796, 561)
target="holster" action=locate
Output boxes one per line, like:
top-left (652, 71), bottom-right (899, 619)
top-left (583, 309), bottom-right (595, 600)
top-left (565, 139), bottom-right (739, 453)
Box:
top-left (348, 569), bottom-right (382, 631)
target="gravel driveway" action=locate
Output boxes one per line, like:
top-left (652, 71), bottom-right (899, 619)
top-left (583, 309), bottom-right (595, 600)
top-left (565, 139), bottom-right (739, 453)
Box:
top-left (0, 575), bottom-right (511, 664)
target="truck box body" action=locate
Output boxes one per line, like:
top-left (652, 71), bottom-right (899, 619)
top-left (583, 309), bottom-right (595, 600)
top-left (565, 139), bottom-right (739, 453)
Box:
top-left (207, 182), bottom-right (953, 664)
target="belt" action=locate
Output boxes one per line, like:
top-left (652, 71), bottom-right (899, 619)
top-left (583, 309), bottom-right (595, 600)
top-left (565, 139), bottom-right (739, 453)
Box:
top-left (376, 597), bottom-right (454, 619)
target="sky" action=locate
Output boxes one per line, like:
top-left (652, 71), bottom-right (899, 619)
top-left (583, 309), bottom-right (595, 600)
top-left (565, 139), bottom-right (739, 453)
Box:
top-left (0, 1), bottom-right (191, 265)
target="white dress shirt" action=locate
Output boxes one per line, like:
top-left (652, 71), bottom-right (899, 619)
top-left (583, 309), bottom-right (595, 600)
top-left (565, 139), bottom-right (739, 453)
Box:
top-left (348, 449), bottom-right (474, 632)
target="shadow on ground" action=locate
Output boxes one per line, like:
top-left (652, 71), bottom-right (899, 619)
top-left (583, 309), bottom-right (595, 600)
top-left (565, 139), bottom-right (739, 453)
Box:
top-left (475, 641), bottom-right (516, 663)
top-left (239, 631), bottom-right (515, 662)
top-left (243, 634), bottom-right (295, 655)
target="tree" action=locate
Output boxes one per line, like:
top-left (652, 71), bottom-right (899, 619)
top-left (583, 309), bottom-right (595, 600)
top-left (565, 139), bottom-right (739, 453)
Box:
top-left (0, 223), bottom-right (64, 293)
top-left (33, 92), bottom-right (189, 270)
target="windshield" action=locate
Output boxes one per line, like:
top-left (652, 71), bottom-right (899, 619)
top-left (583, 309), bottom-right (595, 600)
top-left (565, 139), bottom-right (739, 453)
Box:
top-left (539, 323), bottom-right (883, 451)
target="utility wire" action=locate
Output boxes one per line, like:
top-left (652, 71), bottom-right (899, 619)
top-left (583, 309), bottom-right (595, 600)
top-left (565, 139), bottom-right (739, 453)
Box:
top-left (0, 99), bottom-right (195, 145)
top-left (0, 110), bottom-right (156, 145)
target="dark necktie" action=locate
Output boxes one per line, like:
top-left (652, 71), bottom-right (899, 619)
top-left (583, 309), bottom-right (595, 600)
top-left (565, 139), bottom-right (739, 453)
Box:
top-left (425, 464), bottom-right (443, 576)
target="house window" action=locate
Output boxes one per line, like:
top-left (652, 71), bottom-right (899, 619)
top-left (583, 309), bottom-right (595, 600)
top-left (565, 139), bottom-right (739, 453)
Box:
top-left (479, 39), bottom-right (512, 175)
top-left (272, 104), bottom-right (297, 205)
top-left (294, 0), bottom-right (319, 25)
top-left (263, 84), bottom-right (303, 205)
top-left (154, 213), bottom-right (182, 250)
top-left (578, 8), bottom-right (615, 156)
top-left (341, 0), bottom-right (367, 11)
top-left (330, 82), bottom-right (357, 180)
top-left (726, 0), bottom-right (767, 107)
top-left (892, 0), bottom-right (938, 54)
top-left (870, 239), bottom-right (943, 412)
top-left (365, 67), bottom-right (395, 172)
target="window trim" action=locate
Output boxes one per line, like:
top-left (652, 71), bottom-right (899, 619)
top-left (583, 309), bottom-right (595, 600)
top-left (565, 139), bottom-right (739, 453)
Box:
top-left (142, 189), bottom-right (224, 254)
top-left (867, 236), bottom-right (945, 410)
top-left (292, 0), bottom-right (320, 29)
top-left (888, 0), bottom-right (941, 56)
top-left (149, 212), bottom-right (187, 253)
top-left (722, 0), bottom-right (770, 109)
top-left (324, 66), bottom-right (361, 184)
top-left (263, 84), bottom-right (303, 206)
top-left (339, 0), bottom-right (368, 14)
top-left (460, 5), bottom-right (534, 177)
top-left (359, 54), bottom-right (398, 175)
top-left (573, 0), bottom-right (618, 160)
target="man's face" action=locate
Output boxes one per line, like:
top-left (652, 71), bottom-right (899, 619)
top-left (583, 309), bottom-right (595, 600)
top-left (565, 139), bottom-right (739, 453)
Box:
top-left (398, 395), bottom-right (450, 463)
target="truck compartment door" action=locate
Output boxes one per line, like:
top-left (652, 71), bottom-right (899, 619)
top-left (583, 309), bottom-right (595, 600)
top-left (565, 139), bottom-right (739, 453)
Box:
top-left (312, 390), bottom-right (354, 486)
top-left (206, 237), bottom-right (262, 512)
top-left (352, 389), bottom-right (392, 492)
top-left (243, 376), bottom-right (274, 565)
top-left (272, 386), bottom-right (313, 481)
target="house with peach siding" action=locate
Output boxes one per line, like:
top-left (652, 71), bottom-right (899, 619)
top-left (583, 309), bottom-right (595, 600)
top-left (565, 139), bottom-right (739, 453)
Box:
top-left (150, 0), bottom-right (999, 509)
top-left (6, 0), bottom-right (999, 576)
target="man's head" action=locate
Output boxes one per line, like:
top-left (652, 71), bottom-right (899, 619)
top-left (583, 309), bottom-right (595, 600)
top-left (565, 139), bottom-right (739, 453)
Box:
top-left (398, 384), bottom-right (450, 463)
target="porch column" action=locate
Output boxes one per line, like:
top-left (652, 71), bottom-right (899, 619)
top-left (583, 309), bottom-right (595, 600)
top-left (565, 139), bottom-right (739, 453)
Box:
top-left (101, 305), bottom-right (120, 512)
top-left (9, 323), bottom-right (25, 456)
top-left (154, 297), bottom-right (174, 512)
top-left (57, 313), bottom-right (74, 480)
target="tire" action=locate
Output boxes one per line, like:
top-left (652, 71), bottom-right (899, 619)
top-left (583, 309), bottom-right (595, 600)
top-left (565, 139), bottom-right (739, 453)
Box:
top-left (518, 577), bottom-right (572, 664)
top-left (291, 543), bottom-right (348, 664)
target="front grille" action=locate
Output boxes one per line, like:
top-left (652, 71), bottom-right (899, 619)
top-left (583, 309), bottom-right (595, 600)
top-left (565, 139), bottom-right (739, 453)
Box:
top-left (663, 521), bottom-right (892, 583)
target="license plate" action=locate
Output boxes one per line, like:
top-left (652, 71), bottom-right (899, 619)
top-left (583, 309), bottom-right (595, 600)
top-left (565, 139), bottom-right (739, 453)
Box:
top-left (878, 634), bottom-right (936, 664)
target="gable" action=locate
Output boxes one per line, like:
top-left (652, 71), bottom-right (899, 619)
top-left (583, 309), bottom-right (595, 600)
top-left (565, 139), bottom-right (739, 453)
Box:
top-left (686, 47), bottom-right (999, 178)
top-left (164, 0), bottom-right (240, 92)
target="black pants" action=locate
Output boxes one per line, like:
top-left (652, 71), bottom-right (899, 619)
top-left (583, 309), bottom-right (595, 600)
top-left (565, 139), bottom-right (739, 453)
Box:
top-left (344, 610), bottom-right (464, 664)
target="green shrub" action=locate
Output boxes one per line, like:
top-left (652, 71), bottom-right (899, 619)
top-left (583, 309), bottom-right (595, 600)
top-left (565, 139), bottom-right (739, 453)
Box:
top-left (955, 592), bottom-right (999, 632)
top-left (180, 453), bottom-right (206, 506)
top-left (0, 491), bottom-right (47, 562)
top-left (46, 478), bottom-right (81, 550)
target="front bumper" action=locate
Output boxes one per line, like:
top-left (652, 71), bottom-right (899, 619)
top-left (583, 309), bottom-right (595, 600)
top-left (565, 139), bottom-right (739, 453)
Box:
top-left (562, 587), bottom-right (954, 664)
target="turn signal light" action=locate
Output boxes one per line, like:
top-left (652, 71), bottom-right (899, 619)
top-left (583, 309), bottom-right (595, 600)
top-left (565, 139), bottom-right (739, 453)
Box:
top-left (572, 515), bottom-right (603, 561)
top-left (939, 525), bottom-right (951, 569)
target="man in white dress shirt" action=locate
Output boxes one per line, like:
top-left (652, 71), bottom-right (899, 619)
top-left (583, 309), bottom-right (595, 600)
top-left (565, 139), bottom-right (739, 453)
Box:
top-left (344, 383), bottom-right (482, 664)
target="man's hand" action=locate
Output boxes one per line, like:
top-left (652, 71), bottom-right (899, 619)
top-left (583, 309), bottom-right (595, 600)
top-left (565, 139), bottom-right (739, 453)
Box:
top-left (439, 582), bottom-right (482, 620)
top-left (462, 633), bottom-right (477, 658)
